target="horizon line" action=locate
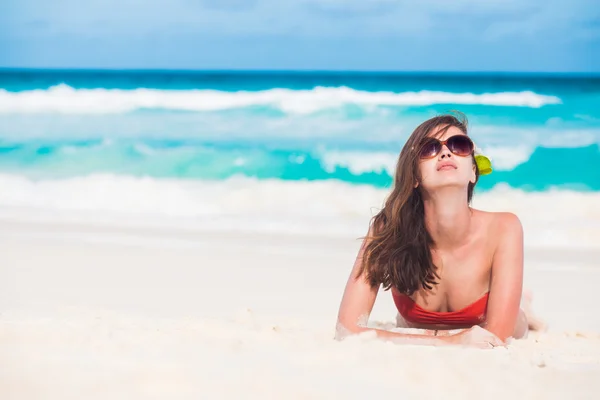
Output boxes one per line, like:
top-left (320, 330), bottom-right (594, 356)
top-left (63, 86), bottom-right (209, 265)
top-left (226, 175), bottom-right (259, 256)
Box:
top-left (1, 66), bottom-right (599, 77)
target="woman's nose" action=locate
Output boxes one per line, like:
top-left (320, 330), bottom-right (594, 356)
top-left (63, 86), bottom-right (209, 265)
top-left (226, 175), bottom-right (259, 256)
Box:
top-left (439, 145), bottom-right (452, 158)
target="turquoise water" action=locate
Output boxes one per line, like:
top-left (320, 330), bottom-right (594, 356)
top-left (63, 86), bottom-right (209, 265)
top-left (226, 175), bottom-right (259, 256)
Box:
top-left (1, 69), bottom-right (599, 192)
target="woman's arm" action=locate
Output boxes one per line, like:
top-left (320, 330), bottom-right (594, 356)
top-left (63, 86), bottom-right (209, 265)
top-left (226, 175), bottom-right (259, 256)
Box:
top-left (483, 212), bottom-right (525, 341)
top-left (335, 231), bottom-right (379, 334)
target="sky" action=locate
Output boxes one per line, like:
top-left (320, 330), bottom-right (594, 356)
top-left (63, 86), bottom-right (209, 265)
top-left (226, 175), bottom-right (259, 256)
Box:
top-left (1, 0), bottom-right (599, 72)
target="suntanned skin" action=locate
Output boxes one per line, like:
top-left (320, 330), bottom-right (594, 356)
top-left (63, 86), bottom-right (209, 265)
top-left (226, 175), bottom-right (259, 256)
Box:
top-left (336, 126), bottom-right (532, 348)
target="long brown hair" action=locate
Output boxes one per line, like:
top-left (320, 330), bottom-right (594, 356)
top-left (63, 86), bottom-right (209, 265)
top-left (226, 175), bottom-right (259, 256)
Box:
top-left (356, 112), bottom-right (480, 295)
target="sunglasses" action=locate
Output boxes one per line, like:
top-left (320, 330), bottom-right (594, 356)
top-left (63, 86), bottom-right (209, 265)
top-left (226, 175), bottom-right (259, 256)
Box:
top-left (418, 135), bottom-right (474, 159)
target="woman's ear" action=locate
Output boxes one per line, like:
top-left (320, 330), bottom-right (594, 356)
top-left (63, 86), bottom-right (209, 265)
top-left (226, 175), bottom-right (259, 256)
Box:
top-left (470, 164), bottom-right (477, 183)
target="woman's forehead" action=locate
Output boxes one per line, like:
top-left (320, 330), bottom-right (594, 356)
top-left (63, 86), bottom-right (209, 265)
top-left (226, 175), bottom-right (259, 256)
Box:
top-left (428, 125), bottom-right (466, 140)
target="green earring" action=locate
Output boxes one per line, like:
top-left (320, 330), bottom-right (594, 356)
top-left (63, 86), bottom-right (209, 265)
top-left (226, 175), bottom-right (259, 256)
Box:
top-left (475, 155), bottom-right (492, 175)
top-left (473, 144), bottom-right (493, 176)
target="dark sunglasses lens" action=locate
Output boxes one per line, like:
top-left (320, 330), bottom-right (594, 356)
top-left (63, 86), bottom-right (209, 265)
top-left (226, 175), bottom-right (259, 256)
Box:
top-left (448, 136), bottom-right (473, 156)
top-left (419, 140), bottom-right (440, 158)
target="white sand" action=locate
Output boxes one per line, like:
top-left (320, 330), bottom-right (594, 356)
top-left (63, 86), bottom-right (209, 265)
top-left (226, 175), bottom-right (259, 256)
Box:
top-left (1, 215), bottom-right (600, 399)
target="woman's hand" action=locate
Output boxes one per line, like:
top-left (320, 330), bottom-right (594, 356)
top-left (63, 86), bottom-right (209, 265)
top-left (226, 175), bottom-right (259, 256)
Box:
top-left (452, 326), bottom-right (505, 349)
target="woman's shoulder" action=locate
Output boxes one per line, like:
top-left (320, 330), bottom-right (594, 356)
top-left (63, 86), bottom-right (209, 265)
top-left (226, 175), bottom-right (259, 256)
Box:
top-left (473, 209), bottom-right (523, 237)
top-left (472, 210), bottom-right (524, 262)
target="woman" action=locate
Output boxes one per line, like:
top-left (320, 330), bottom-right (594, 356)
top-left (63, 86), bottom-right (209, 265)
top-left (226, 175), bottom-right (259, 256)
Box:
top-left (336, 113), bottom-right (541, 348)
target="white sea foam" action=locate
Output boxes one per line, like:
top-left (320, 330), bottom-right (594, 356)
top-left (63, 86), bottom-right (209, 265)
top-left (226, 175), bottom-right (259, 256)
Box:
top-left (0, 173), bottom-right (598, 248)
top-left (541, 130), bottom-right (600, 148)
top-left (0, 173), bottom-right (382, 219)
top-left (317, 145), bottom-right (534, 174)
top-left (319, 150), bottom-right (399, 175)
top-left (478, 145), bottom-right (534, 170)
top-left (0, 84), bottom-right (562, 115)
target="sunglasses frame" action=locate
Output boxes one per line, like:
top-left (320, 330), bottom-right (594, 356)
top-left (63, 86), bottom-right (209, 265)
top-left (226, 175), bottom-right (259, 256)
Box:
top-left (418, 134), bottom-right (475, 159)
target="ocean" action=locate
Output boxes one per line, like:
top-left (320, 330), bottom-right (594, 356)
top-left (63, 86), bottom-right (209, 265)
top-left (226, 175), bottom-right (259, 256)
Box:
top-left (0, 69), bottom-right (599, 243)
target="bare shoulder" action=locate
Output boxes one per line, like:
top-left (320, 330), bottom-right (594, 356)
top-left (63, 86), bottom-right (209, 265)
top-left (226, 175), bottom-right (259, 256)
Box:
top-left (487, 211), bottom-right (521, 229)
top-left (495, 211), bottom-right (523, 237)
top-left (472, 209), bottom-right (523, 239)
top-left (472, 209), bottom-right (524, 270)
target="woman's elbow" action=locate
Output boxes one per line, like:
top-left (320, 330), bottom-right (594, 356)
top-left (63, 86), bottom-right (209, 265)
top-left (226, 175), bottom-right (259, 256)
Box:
top-left (334, 317), bottom-right (366, 340)
top-left (485, 313), bottom-right (528, 342)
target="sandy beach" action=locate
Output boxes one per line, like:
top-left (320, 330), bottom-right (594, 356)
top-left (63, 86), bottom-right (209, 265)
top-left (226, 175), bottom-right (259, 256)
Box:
top-left (2, 209), bottom-right (600, 400)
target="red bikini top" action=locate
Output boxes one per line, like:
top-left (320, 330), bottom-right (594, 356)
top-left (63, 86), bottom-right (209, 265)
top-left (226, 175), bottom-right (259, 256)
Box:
top-left (392, 290), bottom-right (489, 326)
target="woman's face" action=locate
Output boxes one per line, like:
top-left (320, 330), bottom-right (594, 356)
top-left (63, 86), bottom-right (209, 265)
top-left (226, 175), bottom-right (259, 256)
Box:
top-left (416, 125), bottom-right (476, 193)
